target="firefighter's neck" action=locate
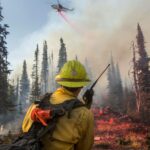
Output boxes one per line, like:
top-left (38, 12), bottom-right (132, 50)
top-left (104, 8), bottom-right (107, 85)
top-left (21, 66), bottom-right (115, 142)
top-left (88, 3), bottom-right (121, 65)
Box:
top-left (62, 86), bottom-right (82, 97)
top-left (73, 88), bottom-right (82, 97)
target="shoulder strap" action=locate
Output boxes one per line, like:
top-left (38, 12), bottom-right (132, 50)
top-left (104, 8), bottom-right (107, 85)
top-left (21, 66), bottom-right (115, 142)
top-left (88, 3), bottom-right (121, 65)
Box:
top-left (37, 99), bottom-right (85, 140)
top-left (49, 99), bottom-right (85, 119)
top-left (33, 95), bottom-right (86, 141)
top-left (34, 93), bottom-right (52, 109)
top-left (35, 92), bottom-right (85, 110)
top-left (63, 99), bottom-right (85, 118)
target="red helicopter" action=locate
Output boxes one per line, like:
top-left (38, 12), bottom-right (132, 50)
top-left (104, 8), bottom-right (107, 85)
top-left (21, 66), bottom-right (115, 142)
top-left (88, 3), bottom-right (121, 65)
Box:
top-left (51, 0), bottom-right (74, 12)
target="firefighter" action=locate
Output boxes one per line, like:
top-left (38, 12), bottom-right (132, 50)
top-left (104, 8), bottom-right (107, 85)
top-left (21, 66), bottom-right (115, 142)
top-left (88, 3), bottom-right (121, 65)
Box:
top-left (22, 60), bottom-right (94, 150)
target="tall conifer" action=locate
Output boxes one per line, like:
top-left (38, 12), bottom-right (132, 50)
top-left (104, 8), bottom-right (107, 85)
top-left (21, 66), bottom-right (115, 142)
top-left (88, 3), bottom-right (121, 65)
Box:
top-left (135, 24), bottom-right (150, 122)
top-left (20, 60), bottom-right (30, 108)
top-left (0, 5), bottom-right (10, 114)
top-left (57, 38), bottom-right (67, 73)
top-left (30, 45), bottom-right (40, 102)
top-left (41, 41), bottom-right (49, 94)
top-left (107, 55), bottom-right (123, 112)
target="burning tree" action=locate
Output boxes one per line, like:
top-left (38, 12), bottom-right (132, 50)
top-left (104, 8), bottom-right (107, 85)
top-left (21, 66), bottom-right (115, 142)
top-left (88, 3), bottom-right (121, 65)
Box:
top-left (133, 24), bottom-right (150, 122)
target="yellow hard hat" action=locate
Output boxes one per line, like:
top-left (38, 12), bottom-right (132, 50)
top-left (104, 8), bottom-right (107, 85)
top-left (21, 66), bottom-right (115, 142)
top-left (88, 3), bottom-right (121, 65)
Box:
top-left (55, 60), bottom-right (90, 88)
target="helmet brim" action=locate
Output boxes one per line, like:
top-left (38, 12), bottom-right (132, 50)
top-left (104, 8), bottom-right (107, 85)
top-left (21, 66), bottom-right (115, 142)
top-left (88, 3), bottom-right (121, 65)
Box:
top-left (55, 75), bottom-right (90, 87)
top-left (57, 81), bottom-right (90, 88)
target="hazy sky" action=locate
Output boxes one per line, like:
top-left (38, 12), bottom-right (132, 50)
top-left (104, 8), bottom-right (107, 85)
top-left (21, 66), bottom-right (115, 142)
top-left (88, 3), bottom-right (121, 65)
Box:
top-left (2, 0), bottom-right (49, 46)
top-left (1, 0), bottom-right (73, 69)
top-left (1, 0), bottom-right (150, 91)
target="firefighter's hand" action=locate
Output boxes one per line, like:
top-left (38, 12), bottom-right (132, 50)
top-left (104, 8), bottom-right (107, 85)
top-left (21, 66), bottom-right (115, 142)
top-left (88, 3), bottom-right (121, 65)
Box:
top-left (83, 89), bottom-right (94, 109)
top-left (31, 108), bottom-right (51, 126)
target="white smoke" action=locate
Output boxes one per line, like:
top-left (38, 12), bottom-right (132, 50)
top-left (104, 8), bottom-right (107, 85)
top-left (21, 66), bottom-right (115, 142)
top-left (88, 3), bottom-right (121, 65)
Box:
top-left (9, 0), bottom-right (150, 102)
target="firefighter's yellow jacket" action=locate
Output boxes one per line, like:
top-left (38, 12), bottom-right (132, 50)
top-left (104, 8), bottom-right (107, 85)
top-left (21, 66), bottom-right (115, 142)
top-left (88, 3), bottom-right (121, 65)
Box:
top-left (22, 87), bottom-right (94, 150)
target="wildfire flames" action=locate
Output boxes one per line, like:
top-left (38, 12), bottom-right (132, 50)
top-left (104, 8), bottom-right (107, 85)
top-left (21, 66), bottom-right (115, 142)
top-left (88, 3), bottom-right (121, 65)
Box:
top-left (0, 107), bottom-right (149, 149)
top-left (92, 107), bottom-right (150, 149)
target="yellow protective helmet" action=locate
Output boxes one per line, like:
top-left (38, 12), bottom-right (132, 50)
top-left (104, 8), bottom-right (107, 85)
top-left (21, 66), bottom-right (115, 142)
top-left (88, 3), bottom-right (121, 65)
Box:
top-left (55, 60), bottom-right (90, 88)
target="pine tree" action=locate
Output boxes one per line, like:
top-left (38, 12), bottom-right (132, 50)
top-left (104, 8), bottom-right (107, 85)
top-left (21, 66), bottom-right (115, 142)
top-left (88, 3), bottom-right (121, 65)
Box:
top-left (123, 80), bottom-right (129, 113)
top-left (132, 42), bottom-right (141, 112)
top-left (7, 80), bottom-right (17, 112)
top-left (80, 58), bottom-right (93, 98)
top-left (3, 79), bottom-right (22, 122)
top-left (107, 55), bottom-right (116, 107)
top-left (16, 77), bottom-right (19, 104)
top-left (48, 54), bottom-right (51, 92)
top-left (75, 55), bottom-right (78, 61)
top-left (135, 24), bottom-right (150, 122)
top-left (107, 55), bottom-right (117, 109)
top-left (115, 63), bottom-right (123, 109)
top-left (0, 5), bottom-right (10, 115)
top-left (41, 41), bottom-right (49, 94)
top-left (57, 38), bottom-right (67, 73)
top-left (84, 58), bottom-right (92, 80)
top-left (15, 77), bottom-right (21, 113)
top-left (136, 24), bottom-right (150, 91)
top-left (107, 55), bottom-right (123, 112)
top-left (48, 51), bottom-right (56, 92)
top-left (123, 79), bottom-right (136, 114)
top-left (30, 45), bottom-right (40, 102)
top-left (19, 60), bottom-right (30, 108)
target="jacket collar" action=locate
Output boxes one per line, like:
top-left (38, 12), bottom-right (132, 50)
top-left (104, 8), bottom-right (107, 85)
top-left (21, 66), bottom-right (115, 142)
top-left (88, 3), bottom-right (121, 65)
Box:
top-left (50, 87), bottom-right (77, 104)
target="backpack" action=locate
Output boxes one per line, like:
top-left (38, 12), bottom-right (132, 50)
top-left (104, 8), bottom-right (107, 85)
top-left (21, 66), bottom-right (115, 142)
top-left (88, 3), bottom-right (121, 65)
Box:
top-left (0, 93), bottom-right (85, 150)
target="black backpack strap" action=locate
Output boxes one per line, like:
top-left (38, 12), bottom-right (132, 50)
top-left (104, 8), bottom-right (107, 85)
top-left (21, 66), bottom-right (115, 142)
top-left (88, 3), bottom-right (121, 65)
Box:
top-left (70, 100), bottom-right (85, 118)
top-left (33, 97), bottom-right (85, 142)
top-left (59, 99), bottom-right (85, 118)
top-left (34, 92), bottom-right (53, 109)
top-left (36, 118), bottom-right (57, 141)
